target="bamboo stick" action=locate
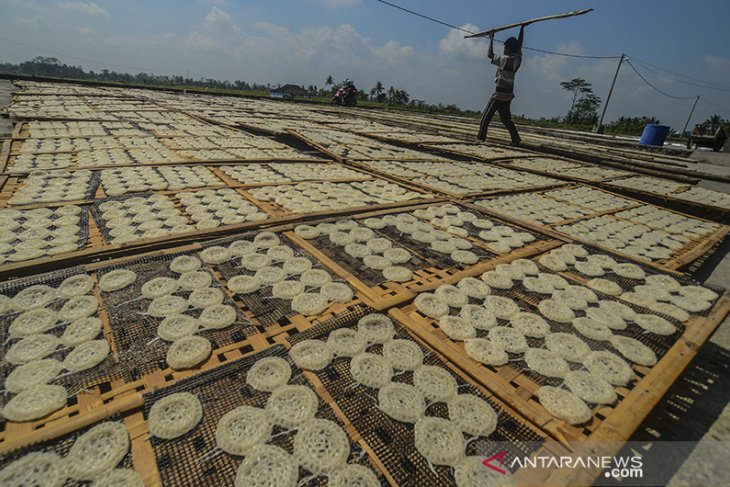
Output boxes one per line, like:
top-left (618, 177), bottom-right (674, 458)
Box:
top-left (465, 9), bottom-right (593, 38)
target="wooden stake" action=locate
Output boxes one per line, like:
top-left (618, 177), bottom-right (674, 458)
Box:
top-left (465, 9), bottom-right (593, 38)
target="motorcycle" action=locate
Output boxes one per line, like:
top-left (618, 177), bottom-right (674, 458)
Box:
top-left (331, 85), bottom-right (358, 107)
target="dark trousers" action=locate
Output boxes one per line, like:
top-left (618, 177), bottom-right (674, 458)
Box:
top-left (477, 97), bottom-right (521, 144)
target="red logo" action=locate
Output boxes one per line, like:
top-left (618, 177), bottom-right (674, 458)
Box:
top-left (483, 451), bottom-right (508, 475)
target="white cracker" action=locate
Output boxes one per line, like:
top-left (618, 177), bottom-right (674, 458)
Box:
top-left (148, 392), bottom-right (203, 440)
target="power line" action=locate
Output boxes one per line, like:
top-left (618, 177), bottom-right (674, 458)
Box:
top-left (625, 59), bottom-right (729, 115)
top-left (629, 57), bottom-right (730, 93)
top-left (628, 55), bottom-right (730, 91)
top-left (624, 58), bottom-right (698, 100)
top-left (374, 0), bottom-right (621, 59)
top-left (522, 47), bottom-right (619, 59)
top-left (3, 3), bottom-right (728, 110)
top-left (698, 97), bottom-right (730, 114)
top-left (375, 0), bottom-right (476, 35)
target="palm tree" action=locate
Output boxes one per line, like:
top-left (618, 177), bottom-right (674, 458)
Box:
top-left (706, 114), bottom-right (725, 127)
top-left (370, 81), bottom-right (385, 102)
top-left (387, 86), bottom-right (396, 104)
top-left (370, 81), bottom-right (383, 95)
top-left (325, 75), bottom-right (334, 87)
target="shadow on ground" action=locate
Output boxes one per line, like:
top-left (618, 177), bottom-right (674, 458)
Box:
top-left (598, 343), bottom-right (730, 486)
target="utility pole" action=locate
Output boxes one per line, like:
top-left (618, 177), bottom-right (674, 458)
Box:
top-left (595, 53), bottom-right (625, 134)
top-left (680, 95), bottom-right (700, 142)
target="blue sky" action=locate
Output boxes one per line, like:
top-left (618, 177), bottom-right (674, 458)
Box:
top-left (1, 0), bottom-right (730, 129)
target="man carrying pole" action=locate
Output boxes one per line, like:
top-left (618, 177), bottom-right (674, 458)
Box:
top-left (477, 26), bottom-right (524, 146)
top-left (469, 9), bottom-right (592, 146)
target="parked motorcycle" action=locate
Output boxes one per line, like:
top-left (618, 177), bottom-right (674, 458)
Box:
top-left (331, 81), bottom-right (358, 107)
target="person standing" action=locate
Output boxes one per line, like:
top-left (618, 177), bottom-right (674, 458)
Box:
top-left (477, 26), bottom-right (524, 146)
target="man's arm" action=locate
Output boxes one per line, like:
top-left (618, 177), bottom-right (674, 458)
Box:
top-left (487, 31), bottom-right (495, 59)
top-left (517, 25), bottom-right (524, 49)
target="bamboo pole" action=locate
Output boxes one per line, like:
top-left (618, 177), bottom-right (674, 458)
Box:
top-left (465, 9), bottom-right (593, 38)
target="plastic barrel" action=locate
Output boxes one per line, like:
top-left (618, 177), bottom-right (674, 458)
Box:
top-left (639, 124), bottom-right (671, 146)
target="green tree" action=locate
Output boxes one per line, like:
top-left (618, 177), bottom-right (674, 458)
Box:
top-left (697, 114), bottom-right (730, 136)
top-left (560, 78), bottom-right (591, 112)
top-left (370, 81), bottom-right (385, 102)
top-left (386, 86), bottom-right (397, 104)
top-left (701, 114), bottom-right (727, 129)
top-left (560, 78), bottom-right (602, 125)
top-left (392, 89), bottom-right (410, 105)
top-left (605, 116), bottom-right (661, 136)
top-left (325, 75), bottom-right (334, 87)
top-left (572, 93), bottom-right (602, 124)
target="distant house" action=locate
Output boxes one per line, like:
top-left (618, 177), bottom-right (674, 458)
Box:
top-left (270, 84), bottom-right (311, 99)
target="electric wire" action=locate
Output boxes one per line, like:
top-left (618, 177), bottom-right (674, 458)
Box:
top-left (624, 58), bottom-right (698, 100)
top-left (628, 55), bottom-right (730, 91)
top-left (630, 58), bottom-right (730, 94)
top-left (374, 0), bottom-right (476, 35)
top-left (522, 47), bottom-right (620, 59)
top-left (2, 2), bottom-right (727, 116)
top-left (374, 0), bottom-right (621, 59)
top-left (698, 97), bottom-right (730, 114)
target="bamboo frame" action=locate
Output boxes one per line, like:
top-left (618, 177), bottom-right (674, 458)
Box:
top-left (0, 139), bottom-right (11, 173)
top-left (2, 78), bottom-right (729, 485)
top-left (543, 290), bottom-right (730, 486)
top-left (390, 289), bottom-right (730, 450)
top-left (276, 311), bottom-right (573, 487)
top-left (1, 148), bottom-right (326, 175)
top-left (0, 182), bottom-right (446, 280)
top-left (284, 201), bottom-right (563, 309)
top-left (420, 142), bottom-right (535, 162)
top-left (288, 129), bottom-right (446, 164)
top-left (345, 159), bottom-right (570, 199)
top-left (596, 179), bottom-right (730, 224)
top-left (466, 183), bottom-right (730, 270)
top-left (0, 238), bottom-right (367, 453)
top-left (495, 156), bottom-right (637, 184)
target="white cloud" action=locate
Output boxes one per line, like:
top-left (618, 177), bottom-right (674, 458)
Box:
top-left (186, 32), bottom-right (222, 51)
top-left (203, 6), bottom-right (238, 31)
top-left (704, 55), bottom-right (730, 74)
top-left (438, 24), bottom-right (486, 60)
top-left (4, 0), bottom-right (43, 11)
top-left (373, 41), bottom-right (413, 64)
top-left (105, 32), bottom-right (177, 48)
top-left (183, 12), bottom-right (419, 93)
top-left (57, 2), bottom-right (108, 17)
top-left (524, 44), bottom-right (575, 83)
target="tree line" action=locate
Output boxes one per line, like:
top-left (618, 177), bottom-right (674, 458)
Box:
top-left (555, 77), bottom-right (726, 136)
top-left (0, 58), bottom-right (477, 113)
top-left (304, 76), bottom-right (411, 105)
top-left (2, 57), bottom-right (722, 135)
top-left (551, 77), bottom-right (663, 135)
top-left (0, 56), bottom-right (271, 92)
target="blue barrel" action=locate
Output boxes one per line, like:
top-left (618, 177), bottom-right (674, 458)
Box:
top-left (639, 124), bottom-right (671, 146)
